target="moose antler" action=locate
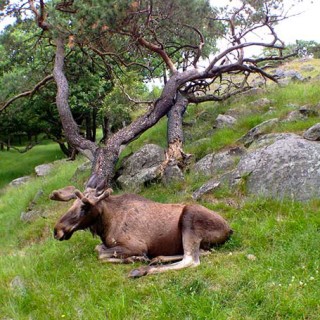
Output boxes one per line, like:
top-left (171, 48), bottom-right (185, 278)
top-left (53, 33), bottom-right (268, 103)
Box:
top-left (50, 186), bottom-right (77, 201)
top-left (76, 188), bottom-right (113, 205)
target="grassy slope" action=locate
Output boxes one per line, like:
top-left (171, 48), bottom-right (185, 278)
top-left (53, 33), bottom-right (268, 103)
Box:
top-left (1, 59), bottom-right (320, 319)
top-left (0, 142), bottom-right (65, 189)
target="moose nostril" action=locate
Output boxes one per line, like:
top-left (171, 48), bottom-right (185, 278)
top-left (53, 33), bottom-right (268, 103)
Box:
top-left (53, 228), bottom-right (57, 238)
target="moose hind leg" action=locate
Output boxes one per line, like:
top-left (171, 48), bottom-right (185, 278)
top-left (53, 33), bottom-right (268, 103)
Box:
top-left (129, 225), bottom-right (202, 278)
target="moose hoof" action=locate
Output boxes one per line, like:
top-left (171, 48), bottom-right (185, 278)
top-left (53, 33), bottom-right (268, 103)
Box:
top-left (128, 267), bottom-right (149, 278)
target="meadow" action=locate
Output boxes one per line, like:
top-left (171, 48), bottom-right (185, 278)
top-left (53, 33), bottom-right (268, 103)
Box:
top-left (1, 65), bottom-right (320, 319)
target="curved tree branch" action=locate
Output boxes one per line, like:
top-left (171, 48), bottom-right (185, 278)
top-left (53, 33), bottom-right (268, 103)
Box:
top-left (137, 37), bottom-right (177, 73)
top-left (182, 24), bottom-right (205, 68)
top-left (0, 74), bottom-right (54, 113)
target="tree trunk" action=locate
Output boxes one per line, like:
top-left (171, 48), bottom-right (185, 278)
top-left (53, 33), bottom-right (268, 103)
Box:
top-left (167, 93), bottom-right (188, 147)
top-left (87, 75), bottom-right (185, 187)
top-left (53, 35), bottom-right (203, 189)
top-left (101, 116), bottom-right (111, 144)
top-left (164, 93), bottom-right (191, 169)
top-left (53, 37), bottom-right (97, 161)
top-left (92, 107), bottom-right (97, 142)
top-left (85, 114), bottom-right (92, 141)
top-left (7, 136), bottom-right (10, 151)
top-left (58, 142), bottom-right (72, 157)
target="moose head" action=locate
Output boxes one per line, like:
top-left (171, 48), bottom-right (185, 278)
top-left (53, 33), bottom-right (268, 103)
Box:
top-left (51, 186), bottom-right (113, 241)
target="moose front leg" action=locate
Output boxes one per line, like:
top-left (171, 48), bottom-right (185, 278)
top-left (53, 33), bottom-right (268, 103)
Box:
top-left (95, 243), bottom-right (150, 264)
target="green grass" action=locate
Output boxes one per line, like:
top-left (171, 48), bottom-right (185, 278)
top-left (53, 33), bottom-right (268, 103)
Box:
top-left (2, 61), bottom-right (320, 319)
top-left (0, 142), bottom-right (65, 189)
top-left (1, 167), bottom-right (320, 319)
top-left (268, 81), bottom-right (320, 107)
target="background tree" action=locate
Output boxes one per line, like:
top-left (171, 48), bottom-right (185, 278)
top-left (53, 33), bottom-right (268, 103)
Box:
top-left (0, 21), bottom-right (112, 155)
top-left (1, 0), bottom-right (295, 189)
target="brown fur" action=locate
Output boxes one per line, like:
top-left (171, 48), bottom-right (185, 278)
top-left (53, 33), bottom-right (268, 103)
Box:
top-left (52, 187), bottom-right (232, 277)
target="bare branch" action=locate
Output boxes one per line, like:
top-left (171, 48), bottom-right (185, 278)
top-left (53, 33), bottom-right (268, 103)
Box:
top-left (243, 52), bottom-right (297, 64)
top-left (187, 86), bottom-right (251, 103)
top-left (88, 44), bottom-right (153, 74)
top-left (182, 24), bottom-right (205, 68)
top-left (28, 0), bottom-right (51, 30)
top-left (0, 74), bottom-right (54, 113)
top-left (117, 81), bottom-right (153, 106)
top-left (137, 37), bottom-right (177, 73)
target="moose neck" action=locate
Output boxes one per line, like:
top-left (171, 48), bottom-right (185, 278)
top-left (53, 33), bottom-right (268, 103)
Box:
top-left (88, 198), bottom-right (114, 243)
top-left (89, 213), bottom-right (104, 239)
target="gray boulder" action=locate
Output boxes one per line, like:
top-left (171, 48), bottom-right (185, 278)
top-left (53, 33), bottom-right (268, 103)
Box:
top-left (192, 179), bottom-right (221, 200)
top-left (120, 144), bottom-right (165, 176)
top-left (303, 123), bottom-right (320, 141)
top-left (301, 64), bottom-right (315, 72)
top-left (249, 98), bottom-right (272, 108)
top-left (240, 87), bottom-right (265, 96)
top-left (239, 118), bottom-right (279, 147)
top-left (117, 167), bottom-right (160, 191)
top-left (248, 133), bottom-right (300, 150)
top-left (214, 114), bottom-right (237, 128)
top-left (9, 176), bottom-right (32, 187)
top-left (231, 135), bottom-right (320, 201)
top-left (274, 69), bottom-right (304, 81)
top-left (35, 163), bottom-right (53, 177)
top-left (299, 106), bottom-right (319, 117)
top-left (20, 210), bottom-right (45, 222)
top-left (117, 144), bottom-right (165, 191)
top-left (71, 160), bottom-right (91, 182)
top-left (283, 106), bottom-right (318, 122)
top-left (193, 147), bottom-right (246, 177)
top-left (162, 164), bottom-right (184, 185)
top-left (284, 110), bottom-right (307, 122)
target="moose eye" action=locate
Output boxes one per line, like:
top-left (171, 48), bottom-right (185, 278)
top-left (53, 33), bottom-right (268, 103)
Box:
top-left (80, 203), bottom-right (90, 216)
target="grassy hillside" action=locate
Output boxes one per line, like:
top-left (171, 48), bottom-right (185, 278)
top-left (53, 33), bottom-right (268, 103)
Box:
top-left (1, 59), bottom-right (320, 319)
top-left (0, 142), bottom-right (65, 190)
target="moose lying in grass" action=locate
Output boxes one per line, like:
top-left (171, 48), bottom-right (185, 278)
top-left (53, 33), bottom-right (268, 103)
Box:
top-left (51, 184), bottom-right (232, 278)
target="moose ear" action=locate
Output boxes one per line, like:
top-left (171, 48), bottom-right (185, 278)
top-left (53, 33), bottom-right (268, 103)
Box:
top-left (49, 186), bottom-right (77, 202)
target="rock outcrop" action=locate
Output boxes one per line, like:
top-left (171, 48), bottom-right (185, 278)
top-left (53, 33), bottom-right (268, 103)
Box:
top-left (193, 147), bottom-right (246, 177)
top-left (193, 117), bottom-right (320, 201)
top-left (230, 135), bottom-right (320, 201)
top-left (117, 144), bottom-right (165, 191)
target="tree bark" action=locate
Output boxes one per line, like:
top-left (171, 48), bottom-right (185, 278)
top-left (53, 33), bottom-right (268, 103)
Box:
top-left (53, 37), bottom-right (97, 161)
top-left (164, 93), bottom-right (191, 170)
top-left (58, 142), bottom-right (72, 157)
top-left (92, 107), bottom-right (97, 142)
top-left (167, 93), bottom-right (188, 147)
top-left (101, 116), bottom-right (111, 144)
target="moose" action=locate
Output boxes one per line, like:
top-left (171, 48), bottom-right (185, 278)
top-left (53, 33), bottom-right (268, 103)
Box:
top-left (51, 183), bottom-right (232, 278)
